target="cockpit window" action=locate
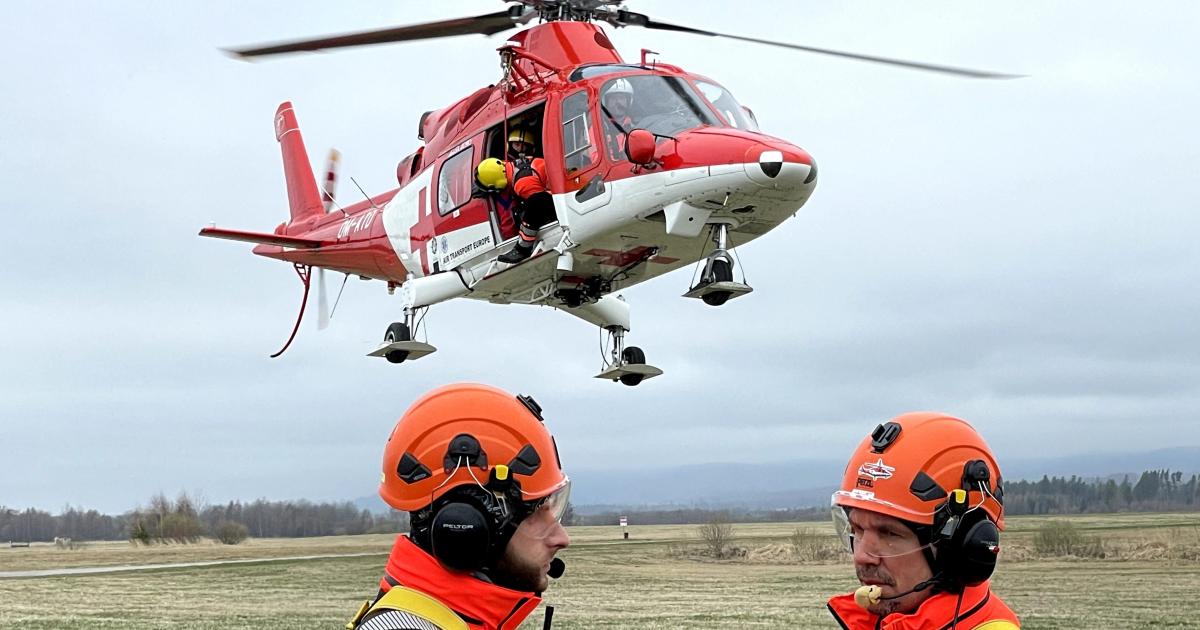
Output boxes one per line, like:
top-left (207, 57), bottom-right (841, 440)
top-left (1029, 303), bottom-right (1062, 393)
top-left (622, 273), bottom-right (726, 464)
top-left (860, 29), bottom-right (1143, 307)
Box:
top-left (695, 81), bottom-right (759, 131)
top-left (598, 74), bottom-right (718, 160)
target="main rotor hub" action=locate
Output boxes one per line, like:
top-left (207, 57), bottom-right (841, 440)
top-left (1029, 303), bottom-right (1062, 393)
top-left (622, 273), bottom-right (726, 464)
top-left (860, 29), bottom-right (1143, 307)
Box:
top-left (511, 0), bottom-right (627, 25)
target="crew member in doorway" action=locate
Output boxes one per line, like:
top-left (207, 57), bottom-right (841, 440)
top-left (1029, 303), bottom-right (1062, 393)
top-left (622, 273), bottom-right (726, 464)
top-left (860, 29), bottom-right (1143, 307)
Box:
top-left (827, 413), bottom-right (1020, 629)
top-left (345, 383), bottom-right (571, 630)
top-left (497, 129), bottom-right (554, 264)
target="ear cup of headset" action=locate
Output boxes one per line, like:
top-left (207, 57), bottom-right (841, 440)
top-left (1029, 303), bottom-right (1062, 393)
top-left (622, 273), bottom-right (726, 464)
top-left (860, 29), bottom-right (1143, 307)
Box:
top-left (942, 513), bottom-right (999, 588)
top-left (430, 501), bottom-right (491, 571)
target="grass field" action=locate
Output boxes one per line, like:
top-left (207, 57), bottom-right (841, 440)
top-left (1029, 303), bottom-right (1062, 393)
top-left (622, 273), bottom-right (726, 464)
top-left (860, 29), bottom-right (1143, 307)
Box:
top-left (1, 513), bottom-right (1197, 628)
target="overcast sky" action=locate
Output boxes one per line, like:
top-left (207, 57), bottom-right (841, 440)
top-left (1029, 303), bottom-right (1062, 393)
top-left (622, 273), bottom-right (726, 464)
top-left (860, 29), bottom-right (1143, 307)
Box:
top-left (2, 1), bottom-right (1197, 513)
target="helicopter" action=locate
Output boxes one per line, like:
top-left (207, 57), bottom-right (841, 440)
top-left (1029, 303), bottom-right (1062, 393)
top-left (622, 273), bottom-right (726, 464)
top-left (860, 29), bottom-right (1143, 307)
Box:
top-left (200, 0), bottom-right (1016, 386)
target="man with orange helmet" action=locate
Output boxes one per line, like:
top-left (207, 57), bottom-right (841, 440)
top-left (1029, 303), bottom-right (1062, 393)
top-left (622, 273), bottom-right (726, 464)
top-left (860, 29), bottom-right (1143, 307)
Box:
top-left (827, 413), bottom-right (1020, 629)
top-left (346, 383), bottom-right (571, 630)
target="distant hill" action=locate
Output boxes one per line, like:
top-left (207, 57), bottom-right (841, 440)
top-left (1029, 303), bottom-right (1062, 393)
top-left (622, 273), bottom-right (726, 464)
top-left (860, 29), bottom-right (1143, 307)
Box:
top-left (1002, 446), bottom-right (1200, 482)
top-left (566, 460), bottom-right (843, 513)
top-left (350, 446), bottom-right (1200, 514)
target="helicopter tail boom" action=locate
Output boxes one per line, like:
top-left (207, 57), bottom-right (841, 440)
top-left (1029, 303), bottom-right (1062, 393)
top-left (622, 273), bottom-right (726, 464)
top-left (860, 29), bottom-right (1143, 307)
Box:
top-left (273, 101), bottom-right (325, 227)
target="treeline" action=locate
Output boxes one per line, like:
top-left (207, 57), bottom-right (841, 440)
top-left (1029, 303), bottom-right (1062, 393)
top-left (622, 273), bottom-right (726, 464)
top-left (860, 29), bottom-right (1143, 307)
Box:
top-left (1, 493), bottom-right (408, 544)
top-left (5, 470), bottom-right (1197, 542)
top-left (575, 469), bottom-right (1200, 526)
top-left (1003, 469), bottom-right (1200, 515)
top-left (202, 498), bottom-right (407, 538)
top-left (0, 506), bottom-right (123, 542)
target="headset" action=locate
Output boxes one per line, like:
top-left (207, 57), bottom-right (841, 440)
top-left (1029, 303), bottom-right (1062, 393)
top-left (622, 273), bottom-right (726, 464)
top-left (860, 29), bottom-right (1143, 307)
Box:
top-left (412, 481), bottom-right (519, 572)
top-left (407, 432), bottom-right (529, 572)
top-left (926, 459), bottom-right (1002, 592)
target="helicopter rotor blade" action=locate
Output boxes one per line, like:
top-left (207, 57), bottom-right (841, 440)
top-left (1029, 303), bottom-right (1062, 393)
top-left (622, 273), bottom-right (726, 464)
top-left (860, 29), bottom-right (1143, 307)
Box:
top-left (227, 8), bottom-right (533, 59)
top-left (616, 11), bottom-right (1022, 79)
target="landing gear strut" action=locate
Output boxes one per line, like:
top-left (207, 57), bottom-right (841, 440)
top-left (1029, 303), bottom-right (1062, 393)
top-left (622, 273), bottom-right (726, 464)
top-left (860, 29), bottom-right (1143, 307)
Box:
top-left (594, 326), bottom-right (662, 387)
top-left (684, 223), bottom-right (753, 306)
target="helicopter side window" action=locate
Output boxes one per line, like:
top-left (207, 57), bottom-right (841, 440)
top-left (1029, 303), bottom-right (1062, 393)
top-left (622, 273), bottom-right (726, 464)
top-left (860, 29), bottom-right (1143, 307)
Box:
top-left (436, 146), bottom-right (474, 215)
top-left (561, 91), bottom-right (595, 173)
top-left (695, 80), bottom-right (759, 131)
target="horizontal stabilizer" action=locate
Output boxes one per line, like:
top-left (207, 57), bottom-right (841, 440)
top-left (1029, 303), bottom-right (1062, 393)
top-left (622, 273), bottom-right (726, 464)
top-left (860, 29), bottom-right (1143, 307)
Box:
top-left (199, 226), bottom-right (322, 249)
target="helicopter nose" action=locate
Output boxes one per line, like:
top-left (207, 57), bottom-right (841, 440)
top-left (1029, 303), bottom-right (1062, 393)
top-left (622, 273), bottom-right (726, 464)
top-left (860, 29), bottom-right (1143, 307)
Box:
top-left (744, 145), bottom-right (815, 189)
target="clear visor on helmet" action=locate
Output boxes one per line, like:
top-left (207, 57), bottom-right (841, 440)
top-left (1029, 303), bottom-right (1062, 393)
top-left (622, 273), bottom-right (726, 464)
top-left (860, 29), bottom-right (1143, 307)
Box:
top-left (830, 495), bottom-right (934, 559)
top-left (548, 479), bottom-right (572, 521)
top-left (520, 478), bottom-right (571, 539)
top-left (831, 501), bottom-right (854, 551)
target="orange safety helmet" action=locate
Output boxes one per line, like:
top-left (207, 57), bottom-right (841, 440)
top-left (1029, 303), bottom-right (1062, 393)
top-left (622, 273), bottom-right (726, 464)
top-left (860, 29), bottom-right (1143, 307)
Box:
top-left (380, 383), bottom-right (568, 513)
top-left (832, 412), bottom-right (1005, 530)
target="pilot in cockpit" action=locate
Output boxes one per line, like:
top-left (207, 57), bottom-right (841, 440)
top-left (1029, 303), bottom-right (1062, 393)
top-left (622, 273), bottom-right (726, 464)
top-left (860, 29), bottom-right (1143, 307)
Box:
top-left (601, 78), bottom-right (634, 159)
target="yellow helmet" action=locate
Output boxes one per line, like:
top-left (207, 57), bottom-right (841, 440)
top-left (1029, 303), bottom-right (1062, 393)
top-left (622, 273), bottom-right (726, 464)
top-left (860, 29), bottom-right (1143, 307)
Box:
top-left (507, 128), bottom-right (536, 146)
top-left (475, 158), bottom-right (507, 191)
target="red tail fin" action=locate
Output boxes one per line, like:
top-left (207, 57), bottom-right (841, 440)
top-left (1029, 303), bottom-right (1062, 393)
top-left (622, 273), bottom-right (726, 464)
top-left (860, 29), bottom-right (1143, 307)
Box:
top-left (273, 102), bottom-right (324, 227)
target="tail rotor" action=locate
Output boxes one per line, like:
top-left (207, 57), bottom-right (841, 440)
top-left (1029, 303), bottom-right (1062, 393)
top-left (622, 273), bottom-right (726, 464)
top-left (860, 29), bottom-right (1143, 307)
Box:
top-left (321, 148), bottom-right (341, 214)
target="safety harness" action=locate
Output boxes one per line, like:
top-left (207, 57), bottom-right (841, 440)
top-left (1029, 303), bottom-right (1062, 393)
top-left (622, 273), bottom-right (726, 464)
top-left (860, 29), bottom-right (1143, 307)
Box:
top-left (348, 586), bottom-right (468, 630)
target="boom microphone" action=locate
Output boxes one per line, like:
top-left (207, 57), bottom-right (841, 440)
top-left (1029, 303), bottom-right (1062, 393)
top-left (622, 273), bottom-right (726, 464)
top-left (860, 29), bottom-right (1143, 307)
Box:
top-left (854, 579), bottom-right (936, 609)
top-left (548, 558), bottom-right (565, 579)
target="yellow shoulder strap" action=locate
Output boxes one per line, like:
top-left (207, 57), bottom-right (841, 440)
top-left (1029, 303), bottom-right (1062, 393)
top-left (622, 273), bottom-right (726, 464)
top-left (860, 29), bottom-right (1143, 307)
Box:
top-left (972, 621), bottom-right (1020, 630)
top-left (357, 587), bottom-right (470, 630)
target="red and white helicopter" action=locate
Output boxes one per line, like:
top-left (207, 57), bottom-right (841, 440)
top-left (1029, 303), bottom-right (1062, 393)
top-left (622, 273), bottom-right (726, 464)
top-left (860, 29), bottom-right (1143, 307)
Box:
top-left (201, 0), bottom-right (1014, 385)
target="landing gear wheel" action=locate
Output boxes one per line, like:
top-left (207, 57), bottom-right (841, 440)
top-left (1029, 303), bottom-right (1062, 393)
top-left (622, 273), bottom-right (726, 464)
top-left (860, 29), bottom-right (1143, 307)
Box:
top-left (619, 346), bottom-right (647, 386)
top-left (702, 259), bottom-right (734, 306)
top-left (384, 322), bottom-right (411, 364)
top-left (595, 330), bottom-right (661, 384)
top-left (709, 258), bottom-right (733, 283)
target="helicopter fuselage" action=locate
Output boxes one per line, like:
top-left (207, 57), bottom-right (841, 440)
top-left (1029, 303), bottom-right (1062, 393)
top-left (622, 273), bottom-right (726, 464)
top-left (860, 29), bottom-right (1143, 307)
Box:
top-left (242, 21), bottom-right (816, 313)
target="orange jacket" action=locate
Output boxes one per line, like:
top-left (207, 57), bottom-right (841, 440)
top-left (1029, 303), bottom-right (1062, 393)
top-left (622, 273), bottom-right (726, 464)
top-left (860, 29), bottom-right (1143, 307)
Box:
top-left (375, 536), bottom-right (542, 630)
top-left (827, 582), bottom-right (1019, 630)
top-left (505, 157), bottom-right (547, 200)
top-left (604, 115), bottom-right (634, 160)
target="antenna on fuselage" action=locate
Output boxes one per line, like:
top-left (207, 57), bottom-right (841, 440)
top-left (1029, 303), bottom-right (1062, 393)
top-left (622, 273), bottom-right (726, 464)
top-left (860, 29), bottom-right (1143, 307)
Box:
top-left (350, 177), bottom-right (383, 211)
top-left (327, 196), bottom-right (350, 218)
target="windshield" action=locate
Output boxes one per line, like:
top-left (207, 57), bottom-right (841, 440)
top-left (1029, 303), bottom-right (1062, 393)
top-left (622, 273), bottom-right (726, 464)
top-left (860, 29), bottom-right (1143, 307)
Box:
top-left (695, 80), bottom-right (758, 131)
top-left (598, 74), bottom-right (718, 159)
